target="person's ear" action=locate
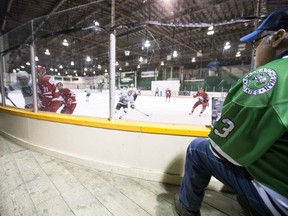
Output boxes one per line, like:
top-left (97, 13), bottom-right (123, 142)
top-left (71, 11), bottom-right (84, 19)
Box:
top-left (271, 29), bottom-right (286, 48)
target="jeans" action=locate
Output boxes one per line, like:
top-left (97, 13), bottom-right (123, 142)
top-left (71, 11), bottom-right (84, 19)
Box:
top-left (179, 138), bottom-right (272, 216)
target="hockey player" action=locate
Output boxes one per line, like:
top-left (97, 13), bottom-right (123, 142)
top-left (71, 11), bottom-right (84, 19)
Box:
top-left (189, 87), bottom-right (209, 116)
top-left (7, 70), bottom-right (33, 108)
top-left (129, 84), bottom-right (140, 101)
top-left (84, 86), bottom-right (91, 102)
top-left (165, 88), bottom-right (171, 102)
top-left (36, 65), bottom-right (62, 112)
top-left (115, 89), bottom-right (135, 119)
top-left (119, 86), bottom-right (128, 95)
top-left (56, 82), bottom-right (77, 114)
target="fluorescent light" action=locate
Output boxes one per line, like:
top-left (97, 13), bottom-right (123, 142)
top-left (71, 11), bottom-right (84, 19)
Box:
top-left (86, 56), bottom-right (91, 62)
top-left (172, 50), bottom-right (178, 58)
top-left (62, 39), bottom-right (69, 46)
top-left (207, 26), bottom-right (214, 35)
top-left (45, 49), bottom-right (50, 55)
top-left (144, 39), bottom-right (151, 48)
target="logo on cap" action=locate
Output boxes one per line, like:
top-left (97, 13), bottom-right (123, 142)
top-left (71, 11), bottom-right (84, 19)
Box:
top-left (243, 68), bottom-right (277, 95)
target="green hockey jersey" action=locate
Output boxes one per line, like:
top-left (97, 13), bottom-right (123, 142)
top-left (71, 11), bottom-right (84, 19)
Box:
top-left (209, 57), bottom-right (288, 198)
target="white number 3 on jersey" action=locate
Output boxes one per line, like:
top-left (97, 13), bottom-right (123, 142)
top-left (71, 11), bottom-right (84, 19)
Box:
top-left (214, 118), bottom-right (235, 138)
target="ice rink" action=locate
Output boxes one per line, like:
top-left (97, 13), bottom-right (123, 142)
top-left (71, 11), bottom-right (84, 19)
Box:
top-left (5, 90), bottom-right (215, 126)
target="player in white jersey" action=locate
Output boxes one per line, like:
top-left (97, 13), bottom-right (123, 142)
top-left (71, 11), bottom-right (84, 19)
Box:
top-left (7, 71), bottom-right (34, 108)
top-left (129, 84), bottom-right (140, 101)
top-left (115, 89), bottom-right (135, 119)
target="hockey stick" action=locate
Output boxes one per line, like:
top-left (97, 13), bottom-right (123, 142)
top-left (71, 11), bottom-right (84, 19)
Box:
top-left (6, 96), bottom-right (17, 107)
top-left (134, 107), bottom-right (151, 116)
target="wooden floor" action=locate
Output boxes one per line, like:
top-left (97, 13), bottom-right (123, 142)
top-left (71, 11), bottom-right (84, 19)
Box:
top-left (0, 135), bottom-right (245, 216)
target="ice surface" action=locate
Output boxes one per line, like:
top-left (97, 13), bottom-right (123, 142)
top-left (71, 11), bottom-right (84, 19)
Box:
top-left (4, 90), bottom-right (212, 126)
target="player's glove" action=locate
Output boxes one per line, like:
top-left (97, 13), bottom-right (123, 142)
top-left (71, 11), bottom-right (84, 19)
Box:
top-left (130, 104), bottom-right (135, 109)
top-left (25, 104), bottom-right (33, 109)
top-left (38, 100), bottom-right (45, 108)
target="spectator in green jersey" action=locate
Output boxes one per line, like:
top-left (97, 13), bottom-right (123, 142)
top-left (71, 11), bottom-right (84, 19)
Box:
top-left (174, 7), bottom-right (288, 216)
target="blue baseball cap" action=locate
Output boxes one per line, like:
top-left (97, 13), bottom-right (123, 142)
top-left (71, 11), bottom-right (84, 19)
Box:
top-left (240, 7), bottom-right (288, 42)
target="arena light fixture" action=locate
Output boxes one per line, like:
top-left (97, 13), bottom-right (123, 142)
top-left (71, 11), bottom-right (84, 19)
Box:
top-left (62, 39), bottom-right (69, 46)
top-left (172, 50), bottom-right (178, 58)
top-left (144, 39), bottom-right (151, 48)
top-left (45, 49), bottom-right (50, 55)
top-left (93, 20), bottom-right (100, 26)
top-left (207, 26), bottom-right (214, 35)
top-left (86, 56), bottom-right (91, 62)
top-left (224, 41), bottom-right (231, 50)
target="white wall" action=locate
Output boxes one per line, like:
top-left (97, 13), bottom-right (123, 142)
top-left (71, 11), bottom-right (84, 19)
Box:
top-left (0, 109), bottom-right (207, 184)
top-left (151, 80), bottom-right (180, 95)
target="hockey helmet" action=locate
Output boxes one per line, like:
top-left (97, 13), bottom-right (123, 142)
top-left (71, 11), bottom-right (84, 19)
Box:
top-left (36, 65), bottom-right (47, 76)
top-left (127, 89), bottom-right (134, 96)
top-left (56, 82), bottom-right (63, 88)
top-left (16, 71), bottom-right (29, 85)
top-left (16, 71), bottom-right (29, 79)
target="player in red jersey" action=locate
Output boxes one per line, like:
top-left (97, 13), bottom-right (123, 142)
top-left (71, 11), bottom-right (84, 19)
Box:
top-left (189, 87), bottom-right (209, 116)
top-left (165, 88), bottom-right (171, 102)
top-left (56, 82), bottom-right (77, 114)
top-left (36, 66), bottom-right (62, 112)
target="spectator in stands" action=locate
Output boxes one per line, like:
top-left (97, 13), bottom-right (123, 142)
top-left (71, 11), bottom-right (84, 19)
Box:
top-left (174, 7), bottom-right (288, 216)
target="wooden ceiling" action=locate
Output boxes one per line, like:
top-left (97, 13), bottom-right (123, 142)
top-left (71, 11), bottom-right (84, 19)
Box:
top-left (1, 0), bottom-right (287, 76)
